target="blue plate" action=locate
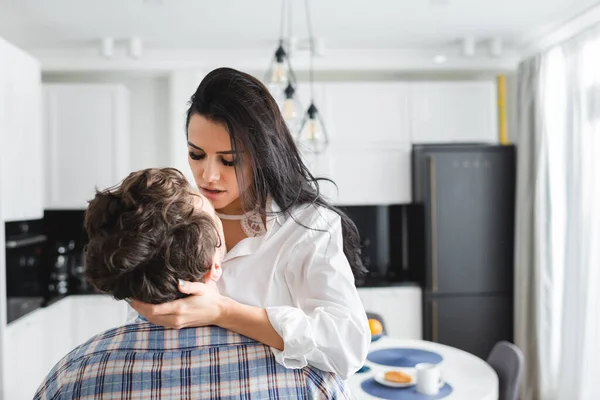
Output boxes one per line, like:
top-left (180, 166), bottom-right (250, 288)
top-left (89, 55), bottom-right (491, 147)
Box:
top-left (367, 348), bottom-right (443, 368)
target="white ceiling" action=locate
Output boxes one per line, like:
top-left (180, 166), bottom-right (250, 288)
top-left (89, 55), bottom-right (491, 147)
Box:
top-left (0, 0), bottom-right (599, 51)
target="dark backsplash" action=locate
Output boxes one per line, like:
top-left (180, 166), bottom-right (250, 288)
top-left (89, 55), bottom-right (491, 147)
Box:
top-left (44, 210), bottom-right (88, 248)
top-left (339, 204), bottom-right (422, 287)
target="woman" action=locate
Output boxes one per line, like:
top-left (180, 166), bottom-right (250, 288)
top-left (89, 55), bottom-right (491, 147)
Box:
top-left (130, 67), bottom-right (370, 379)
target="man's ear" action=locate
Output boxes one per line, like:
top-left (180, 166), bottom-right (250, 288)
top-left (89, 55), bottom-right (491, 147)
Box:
top-left (205, 259), bottom-right (222, 283)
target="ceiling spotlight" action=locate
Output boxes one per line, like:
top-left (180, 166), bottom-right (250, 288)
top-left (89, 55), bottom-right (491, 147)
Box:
top-left (129, 37), bottom-right (143, 59)
top-left (489, 37), bottom-right (503, 57)
top-left (461, 37), bottom-right (476, 57)
top-left (433, 55), bottom-right (448, 64)
top-left (100, 37), bottom-right (114, 58)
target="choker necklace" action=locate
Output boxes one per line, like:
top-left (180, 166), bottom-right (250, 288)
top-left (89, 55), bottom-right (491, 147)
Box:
top-left (216, 210), bottom-right (266, 237)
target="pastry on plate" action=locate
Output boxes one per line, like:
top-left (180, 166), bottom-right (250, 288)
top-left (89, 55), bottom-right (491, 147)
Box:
top-left (384, 370), bottom-right (413, 384)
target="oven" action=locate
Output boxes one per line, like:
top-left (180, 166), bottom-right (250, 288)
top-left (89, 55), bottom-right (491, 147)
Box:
top-left (5, 219), bottom-right (47, 323)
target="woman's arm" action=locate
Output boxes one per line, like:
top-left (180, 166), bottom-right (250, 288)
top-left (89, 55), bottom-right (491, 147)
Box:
top-left (128, 280), bottom-right (284, 350)
top-left (217, 296), bottom-right (284, 350)
top-left (264, 210), bottom-right (371, 379)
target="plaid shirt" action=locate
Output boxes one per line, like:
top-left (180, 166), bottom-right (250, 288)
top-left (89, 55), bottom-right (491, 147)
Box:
top-left (34, 320), bottom-right (352, 400)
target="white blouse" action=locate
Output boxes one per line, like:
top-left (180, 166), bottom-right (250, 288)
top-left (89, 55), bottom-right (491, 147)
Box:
top-left (217, 202), bottom-right (371, 380)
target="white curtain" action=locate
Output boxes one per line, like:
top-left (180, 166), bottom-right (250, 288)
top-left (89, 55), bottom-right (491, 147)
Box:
top-left (515, 27), bottom-right (600, 400)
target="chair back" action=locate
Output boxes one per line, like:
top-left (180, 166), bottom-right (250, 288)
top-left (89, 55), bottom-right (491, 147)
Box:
top-left (486, 341), bottom-right (524, 400)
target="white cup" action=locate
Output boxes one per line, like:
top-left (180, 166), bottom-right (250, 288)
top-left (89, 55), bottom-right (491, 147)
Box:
top-left (415, 362), bottom-right (444, 395)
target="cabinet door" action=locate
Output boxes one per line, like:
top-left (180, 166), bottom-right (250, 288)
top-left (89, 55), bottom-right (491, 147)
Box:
top-left (44, 85), bottom-right (130, 209)
top-left (4, 310), bottom-right (48, 399)
top-left (0, 40), bottom-right (43, 221)
top-left (425, 295), bottom-right (513, 359)
top-left (71, 295), bottom-right (128, 347)
top-left (44, 298), bottom-right (74, 370)
top-left (321, 144), bottom-right (412, 205)
top-left (409, 81), bottom-right (498, 144)
top-left (358, 286), bottom-right (422, 339)
top-left (327, 82), bottom-right (410, 144)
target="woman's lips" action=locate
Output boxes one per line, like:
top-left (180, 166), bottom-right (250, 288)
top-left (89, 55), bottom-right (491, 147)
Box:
top-left (200, 187), bottom-right (225, 200)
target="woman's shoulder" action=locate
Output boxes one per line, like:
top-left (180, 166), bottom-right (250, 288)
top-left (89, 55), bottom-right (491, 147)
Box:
top-left (285, 202), bottom-right (342, 229)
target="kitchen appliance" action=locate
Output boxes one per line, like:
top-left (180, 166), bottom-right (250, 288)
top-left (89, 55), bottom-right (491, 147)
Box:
top-left (5, 219), bottom-right (47, 323)
top-left (48, 240), bottom-right (74, 296)
top-left (411, 143), bottom-right (516, 359)
top-left (44, 210), bottom-right (97, 295)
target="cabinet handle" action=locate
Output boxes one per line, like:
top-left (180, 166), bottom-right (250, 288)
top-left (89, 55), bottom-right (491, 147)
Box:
top-left (6, 234), bottom-right (47, 249)
top-left (431, 299), bottom-right (439, 342)
top-left (428, 157), bottom-right (438, 292)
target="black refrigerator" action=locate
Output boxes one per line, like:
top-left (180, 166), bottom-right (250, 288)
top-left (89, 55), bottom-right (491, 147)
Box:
top-left (410, 143), bottom-right (516, 359)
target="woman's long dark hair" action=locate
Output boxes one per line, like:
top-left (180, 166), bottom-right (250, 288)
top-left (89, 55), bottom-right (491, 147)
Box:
top-left (185, 67), bottom-right (367, 278)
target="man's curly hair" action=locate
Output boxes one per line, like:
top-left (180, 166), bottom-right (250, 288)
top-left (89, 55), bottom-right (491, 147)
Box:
top-left (84, 168), bottom-right (220, 304)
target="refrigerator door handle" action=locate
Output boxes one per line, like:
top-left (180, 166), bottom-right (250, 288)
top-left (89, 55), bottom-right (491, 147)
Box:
top-left (428, 156), bottom-right (438, 292)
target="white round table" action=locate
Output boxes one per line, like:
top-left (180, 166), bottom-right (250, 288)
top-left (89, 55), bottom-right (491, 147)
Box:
top-left (347, 337), bottom-right (498, 400)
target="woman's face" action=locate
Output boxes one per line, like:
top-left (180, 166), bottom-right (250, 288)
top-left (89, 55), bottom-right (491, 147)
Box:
top-left (187, 114), bottom-right (250, 213)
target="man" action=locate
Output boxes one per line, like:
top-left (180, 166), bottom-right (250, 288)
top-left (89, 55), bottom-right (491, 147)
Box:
top-left (34, 168), bottom-right (351, 400)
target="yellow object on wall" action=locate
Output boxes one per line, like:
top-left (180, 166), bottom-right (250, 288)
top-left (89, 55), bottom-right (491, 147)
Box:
top-left (497, 75), bottom-right (508, 144)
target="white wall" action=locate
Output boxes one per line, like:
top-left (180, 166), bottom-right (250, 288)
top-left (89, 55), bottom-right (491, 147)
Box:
top-left (42, 73), bottom-right (170, 171)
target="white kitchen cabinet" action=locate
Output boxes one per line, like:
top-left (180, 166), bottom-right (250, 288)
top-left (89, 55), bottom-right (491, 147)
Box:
top-left (409, 81), bottom-right (498, 144)
top-left (293, 82), bottom-right (412, 205)
top-left (3, 308), bottom-right (49, 400)
top-left (326, 82), bottom-right (410, 144)
top-left (3, 299), bottom-right (76, 400)
top-left (43, 84), bottom-right (130, 209)
top-left (0, 37), bottom-right (44, 222)
top-left (317, 143), bottom-right (412, 205)
top-left (358, 285), bottom-right (423, 340)
top-left (286, 80), bottom-right (498, 205)
top-left (44, 298), bottom-right (75, 369)
top-left (70, 295), bottom-right (128, 347)
top-left (1, 295), bottom-right (128, 399)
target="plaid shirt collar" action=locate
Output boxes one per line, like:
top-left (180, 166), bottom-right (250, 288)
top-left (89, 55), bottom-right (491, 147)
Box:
top-left (80, 318), bottom-right (258, 353)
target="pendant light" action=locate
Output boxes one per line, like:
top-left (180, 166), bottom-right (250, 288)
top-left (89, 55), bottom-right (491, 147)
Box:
top-left (282, 82), bottom-right (303, 131)
top-left (264, 0), bottom-right (297, 95)
top-left (295, 0), bottom-right (329, 154)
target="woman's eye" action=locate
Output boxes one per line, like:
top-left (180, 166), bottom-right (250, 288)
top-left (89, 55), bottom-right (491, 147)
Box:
top-left (221, 158), bottom-right (236, 167)
top-left (189, 152), bottom-right (204, 161)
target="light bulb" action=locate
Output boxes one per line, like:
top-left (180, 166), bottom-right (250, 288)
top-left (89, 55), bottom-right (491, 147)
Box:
top-left (282, 98), bottom-right (297, 120)
top-left (281, 83), bottom-right (302, 131)
top-left (296, 103), bottom-right (328, 154)
top-left (271, 61), bottom-right (288, 85)
top-left (306, 118), bottom-right (320, 140)
top-left (300, 117), bottom-right (327, 153)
